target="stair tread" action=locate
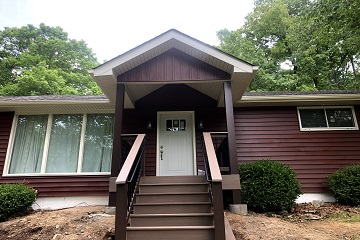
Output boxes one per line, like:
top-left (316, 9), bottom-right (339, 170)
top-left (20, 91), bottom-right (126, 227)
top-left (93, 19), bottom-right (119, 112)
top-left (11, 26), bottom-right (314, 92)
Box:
top-left (139, 183), bottom-right (208, 186)
top-left (127, 226), bottom-right (215, 230)
top-left (134, 201), bottom-right (212, 206)
top-left (130, 213), bottom-right (214, 217)
top-left (137, 192), bottom-right (209, 196)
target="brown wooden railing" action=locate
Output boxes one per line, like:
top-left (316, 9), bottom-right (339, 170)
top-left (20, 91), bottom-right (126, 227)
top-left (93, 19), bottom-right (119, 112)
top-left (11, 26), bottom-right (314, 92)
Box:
top-left (202, 132), bottom-right (225, 240)
top-left (115, 134), bottom-right (147, 240)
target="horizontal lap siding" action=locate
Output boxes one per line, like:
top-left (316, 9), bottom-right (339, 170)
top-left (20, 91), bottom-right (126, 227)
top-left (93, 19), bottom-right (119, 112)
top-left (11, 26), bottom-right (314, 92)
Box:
top-left (234, 106), bottom-right (360, 193)
top-left (123, 109), bottom-right (157, 176)
top-left (195, 108), bottom-right (227, 170)
top-left (0, 112), bottom-right (110, 197)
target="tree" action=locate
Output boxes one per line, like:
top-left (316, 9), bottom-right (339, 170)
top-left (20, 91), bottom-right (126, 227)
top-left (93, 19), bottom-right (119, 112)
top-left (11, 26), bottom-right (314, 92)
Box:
top-left (0, 23), bottom-right (101, 96)
top-left (217, 0), bottom-right (360, 92)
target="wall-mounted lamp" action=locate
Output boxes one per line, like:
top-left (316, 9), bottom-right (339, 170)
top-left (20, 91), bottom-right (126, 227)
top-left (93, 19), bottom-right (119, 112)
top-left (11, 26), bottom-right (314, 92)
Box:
top-left (197, 120), bottom-right (204, 130)
top-left (146, 121), bottom-right (153, 130)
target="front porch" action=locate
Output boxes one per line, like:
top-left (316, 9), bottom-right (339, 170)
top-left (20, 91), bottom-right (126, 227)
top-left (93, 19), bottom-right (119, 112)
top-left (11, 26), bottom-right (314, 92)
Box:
top-left (89, 29), bottom-right (258, 240)
top-left (112, 132), bottom-right (238, 240)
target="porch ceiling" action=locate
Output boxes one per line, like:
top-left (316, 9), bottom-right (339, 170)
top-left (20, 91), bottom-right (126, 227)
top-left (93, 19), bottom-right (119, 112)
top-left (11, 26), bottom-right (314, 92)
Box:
top-left (125, 82), bottom-right (224, 108)
top-left (89, 29), bottom-right (258, 108)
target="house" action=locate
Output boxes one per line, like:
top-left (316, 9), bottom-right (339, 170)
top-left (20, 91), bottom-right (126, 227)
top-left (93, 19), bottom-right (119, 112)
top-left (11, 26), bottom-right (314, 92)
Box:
top-left (1, 29), bottom-right (360, 239)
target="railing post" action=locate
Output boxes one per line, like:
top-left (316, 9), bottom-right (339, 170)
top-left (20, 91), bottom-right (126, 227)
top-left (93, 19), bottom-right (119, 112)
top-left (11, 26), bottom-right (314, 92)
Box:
top-left (212, 182), bottom-right (225, 240)
top-left (115, 183), bottom-right (127, 240)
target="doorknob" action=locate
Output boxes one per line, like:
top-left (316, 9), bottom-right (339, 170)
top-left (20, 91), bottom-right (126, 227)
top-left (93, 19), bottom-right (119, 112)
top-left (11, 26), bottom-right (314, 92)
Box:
top-left (160, 150), bottom-right (163, 160)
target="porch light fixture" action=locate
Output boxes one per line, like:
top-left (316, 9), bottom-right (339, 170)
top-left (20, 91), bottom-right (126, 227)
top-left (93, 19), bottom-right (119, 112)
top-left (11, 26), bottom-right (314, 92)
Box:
top-left (146, 121), bottom-right (153, 130)
top-left (197, 120), bottom-right (204, 129)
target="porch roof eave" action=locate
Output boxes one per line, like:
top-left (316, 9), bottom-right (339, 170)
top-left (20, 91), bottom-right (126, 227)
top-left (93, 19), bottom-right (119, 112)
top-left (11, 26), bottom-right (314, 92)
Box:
top-left (88, 29), bottom-right (258, 107)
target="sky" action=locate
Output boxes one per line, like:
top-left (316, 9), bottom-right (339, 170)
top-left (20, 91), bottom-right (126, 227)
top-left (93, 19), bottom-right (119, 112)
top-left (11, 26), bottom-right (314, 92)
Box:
top-left (0, 0), bottom-right (254, 62)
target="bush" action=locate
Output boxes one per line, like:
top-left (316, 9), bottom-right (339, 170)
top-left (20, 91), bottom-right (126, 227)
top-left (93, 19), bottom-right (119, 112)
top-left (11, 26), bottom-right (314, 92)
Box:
top-left (328, 164), bottom-right (360, 206)
top-left (239, 160), bottom-right (302, 212)
top-left (0, 183), bottom-right (37, 222)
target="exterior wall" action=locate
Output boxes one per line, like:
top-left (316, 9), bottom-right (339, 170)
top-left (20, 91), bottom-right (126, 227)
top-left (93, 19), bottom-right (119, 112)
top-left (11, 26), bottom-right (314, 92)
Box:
top-left (234, 106), bottom-right (360, 193)
top-left (3, 104), bottom-right (359, 198)
top-left (0, 112), bottom-right (110, 197)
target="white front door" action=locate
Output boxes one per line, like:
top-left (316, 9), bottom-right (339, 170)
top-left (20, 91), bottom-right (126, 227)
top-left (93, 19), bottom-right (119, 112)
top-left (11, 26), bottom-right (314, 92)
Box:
top-left (157, 112), bottom-right (195, 176)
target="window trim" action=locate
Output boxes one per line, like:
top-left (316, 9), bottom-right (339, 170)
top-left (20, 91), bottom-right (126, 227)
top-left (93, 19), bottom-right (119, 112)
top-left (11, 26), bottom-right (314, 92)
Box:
top-left (297, 106), bottom-right (359, 131)
top-left (3, 112), bottom-right (114, 177)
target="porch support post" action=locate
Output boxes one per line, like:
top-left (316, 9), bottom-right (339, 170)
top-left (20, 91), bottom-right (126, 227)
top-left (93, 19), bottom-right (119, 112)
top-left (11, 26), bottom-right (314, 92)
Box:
top-left (109, 83), bottom-right (125, 206)
top-left (224, 81), bottom-right (241, 204)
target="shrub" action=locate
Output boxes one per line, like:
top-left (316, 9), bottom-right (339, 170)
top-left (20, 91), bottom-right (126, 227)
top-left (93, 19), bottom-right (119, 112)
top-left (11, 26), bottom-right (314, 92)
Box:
top-left (0, 183), bottom-right (37, 222)
top-left (239, 160), bottom-right (302, 212)
top-left (328, 164), bottom-right (360, 206)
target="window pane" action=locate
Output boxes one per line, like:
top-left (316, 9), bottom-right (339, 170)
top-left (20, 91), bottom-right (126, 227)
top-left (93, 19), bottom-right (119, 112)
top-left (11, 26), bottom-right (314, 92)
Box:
top-left (9, 115), bottom-right (48, 174)
top-left (46, 114), bottom-right (82, 173)
top-left (326, 108), bottom-right (355, 127)
top-left (299, 109), bottom-right (327, 128)
top-left (82, 114), bottom-right (114, 172)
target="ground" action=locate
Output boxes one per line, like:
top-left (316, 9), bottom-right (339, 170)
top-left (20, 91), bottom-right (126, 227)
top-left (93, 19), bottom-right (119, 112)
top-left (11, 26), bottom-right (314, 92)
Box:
top-left (0, 203), bottom-right (359, 240)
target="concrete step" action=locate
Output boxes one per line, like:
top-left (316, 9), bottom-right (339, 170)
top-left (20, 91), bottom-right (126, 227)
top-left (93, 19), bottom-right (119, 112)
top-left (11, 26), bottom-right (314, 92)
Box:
top-left (129, 213), bottom-right (214, 227)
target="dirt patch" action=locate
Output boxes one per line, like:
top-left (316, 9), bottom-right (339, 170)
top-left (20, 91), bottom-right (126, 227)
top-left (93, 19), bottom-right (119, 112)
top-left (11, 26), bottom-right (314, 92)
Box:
top-left (226, 203), bottom-right (360, 240)
top-left (0, 206), bottom-right (114, 240)
top-left (0, 203), bottom-right (359, 240)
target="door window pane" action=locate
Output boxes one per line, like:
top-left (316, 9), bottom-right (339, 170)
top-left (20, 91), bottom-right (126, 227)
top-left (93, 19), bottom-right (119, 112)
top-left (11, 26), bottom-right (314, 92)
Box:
top-left (9, 115), bottom-right (48, 174)
top-left (82, 114), bottom-right (114, 172)
top-left (46, 114), bottom-right (82, 173)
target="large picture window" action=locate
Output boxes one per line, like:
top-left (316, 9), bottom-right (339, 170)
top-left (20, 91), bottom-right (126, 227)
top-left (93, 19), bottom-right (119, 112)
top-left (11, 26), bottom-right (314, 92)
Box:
top-left (297, 107), bottom-right (358, 131)
top-left (6, 113), bottom-right (114, 175)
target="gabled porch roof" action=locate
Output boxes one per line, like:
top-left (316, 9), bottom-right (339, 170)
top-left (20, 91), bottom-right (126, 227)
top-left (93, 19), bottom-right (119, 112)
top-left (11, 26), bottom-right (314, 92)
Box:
top-left (89, 29), bottom-right (258, 108)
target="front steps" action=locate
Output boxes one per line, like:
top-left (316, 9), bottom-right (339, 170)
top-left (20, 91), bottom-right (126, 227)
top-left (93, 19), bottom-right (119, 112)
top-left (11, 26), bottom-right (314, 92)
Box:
top-left (127, 175), bottom-right (215, 240)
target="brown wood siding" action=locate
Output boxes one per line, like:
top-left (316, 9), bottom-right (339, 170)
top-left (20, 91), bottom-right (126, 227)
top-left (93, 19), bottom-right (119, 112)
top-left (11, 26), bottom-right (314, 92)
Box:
top-left (0, 112), bottom-right (110, 197)
top-left (118, 49), bottom-right (230, 82)
top-left (234, 106), bottom-right (360, 193)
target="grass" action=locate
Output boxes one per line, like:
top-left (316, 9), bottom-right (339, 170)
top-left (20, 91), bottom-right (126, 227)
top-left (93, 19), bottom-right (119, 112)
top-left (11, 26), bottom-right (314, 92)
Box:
top-left (328, 212), bottom-right (360, 223)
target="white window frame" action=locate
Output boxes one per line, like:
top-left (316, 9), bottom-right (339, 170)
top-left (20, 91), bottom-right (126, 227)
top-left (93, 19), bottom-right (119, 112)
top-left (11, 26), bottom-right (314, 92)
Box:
top-left (297, 106), bottom-right (359, 131)
top-left (3, 112), bottom-right (114, 177)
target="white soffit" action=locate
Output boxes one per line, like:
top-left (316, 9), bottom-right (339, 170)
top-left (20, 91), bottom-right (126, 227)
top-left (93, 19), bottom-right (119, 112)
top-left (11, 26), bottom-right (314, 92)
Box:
top-left (236, 94), bottom-right (360, 107)
top-left (0, 101), bottom-right (114, 113)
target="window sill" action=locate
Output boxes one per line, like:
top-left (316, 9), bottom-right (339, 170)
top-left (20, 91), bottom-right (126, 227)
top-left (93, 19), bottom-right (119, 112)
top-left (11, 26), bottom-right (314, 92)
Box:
top-left (2, 172), bottom-right (111, 177)
top-left (300, 127), bottom-right (359, 131)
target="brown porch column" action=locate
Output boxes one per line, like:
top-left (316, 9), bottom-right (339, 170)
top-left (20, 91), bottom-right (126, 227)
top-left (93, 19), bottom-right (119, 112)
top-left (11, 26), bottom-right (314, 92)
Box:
top-left (109, 83), bottom-right (125, 206)
top-left (224, 81), bottom-right (241, 204)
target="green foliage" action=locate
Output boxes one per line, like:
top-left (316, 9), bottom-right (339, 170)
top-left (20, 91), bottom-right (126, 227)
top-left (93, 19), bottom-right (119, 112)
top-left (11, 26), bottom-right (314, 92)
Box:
top-left (328, 164), bottom-right (360, 206)
top-left (329, 212), bottom-right (360, 223)
top-left (0, 23), bottom-right (101, 96)
top-left (217, 0), bottom-right (360, 92)
top-left (239, 160), bottom-right (302, 212)
top-left (0, 183), bottom-right (37, 222)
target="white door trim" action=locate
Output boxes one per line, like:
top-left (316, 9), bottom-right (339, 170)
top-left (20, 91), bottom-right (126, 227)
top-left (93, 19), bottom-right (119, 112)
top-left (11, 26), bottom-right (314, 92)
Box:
top-left (156, 111), bottom-right (197, 176)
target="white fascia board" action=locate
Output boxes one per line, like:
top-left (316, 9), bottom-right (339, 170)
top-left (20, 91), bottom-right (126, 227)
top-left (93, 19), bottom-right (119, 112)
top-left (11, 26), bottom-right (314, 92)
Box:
top-left (238, 94), bottom-right (360, 103)
top-left (93, 33), bottom-right (176, 77)
top-left (173, 35), bottom-right (256, 73)
top-left (92, 30), bottom-right (258, 77)
top-left (0, 99), bottom-right (111, 107)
